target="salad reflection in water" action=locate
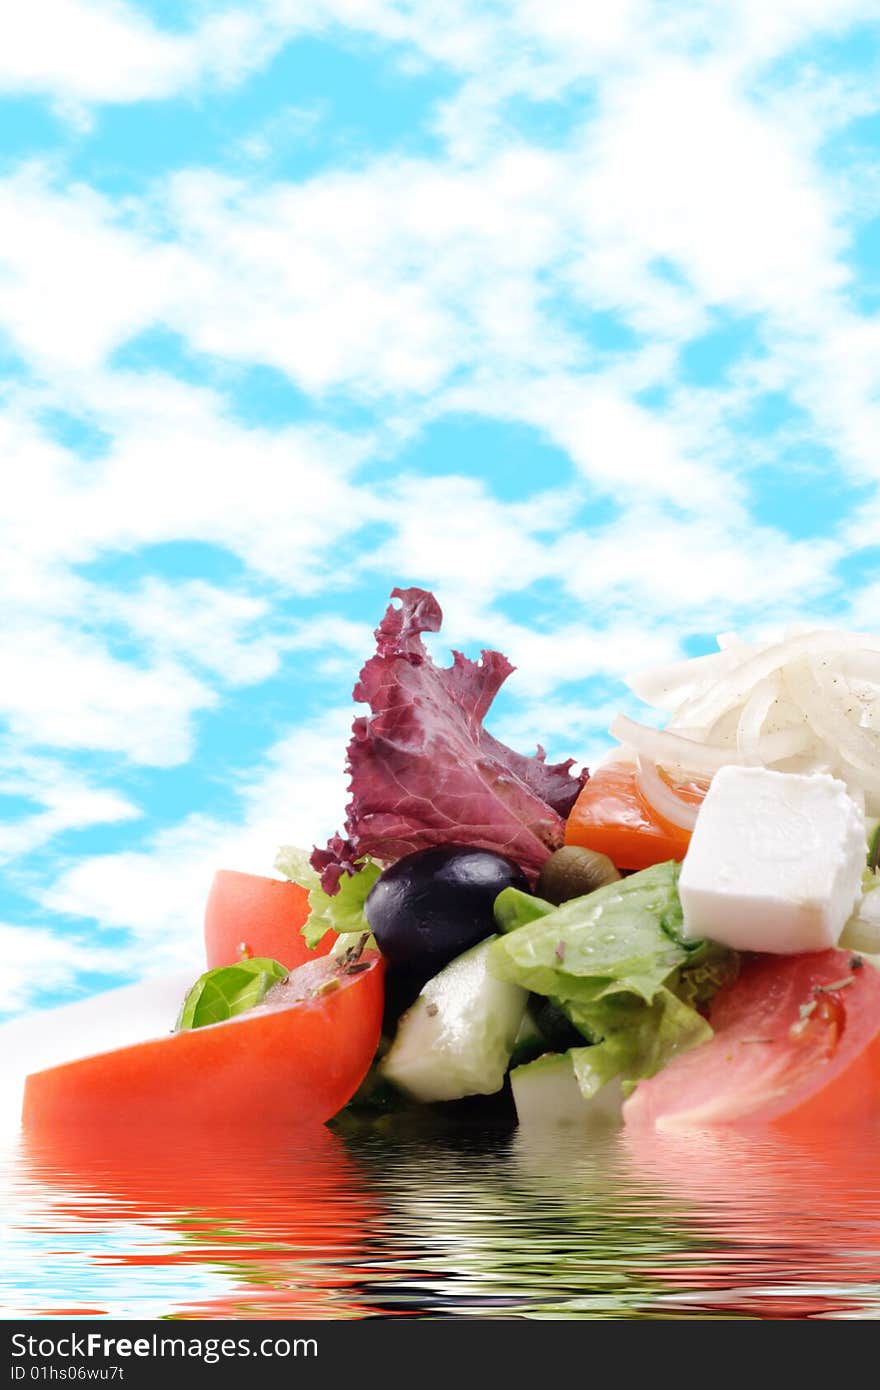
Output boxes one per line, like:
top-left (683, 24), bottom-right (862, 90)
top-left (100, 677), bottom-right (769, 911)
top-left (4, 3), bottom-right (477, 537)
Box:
top-left (15, 1124), bottom-right (380, 1319)
top-left (11, 1104), bottom-right (880, 1318)
top-left (20, 587), bottom-right (880, 1143)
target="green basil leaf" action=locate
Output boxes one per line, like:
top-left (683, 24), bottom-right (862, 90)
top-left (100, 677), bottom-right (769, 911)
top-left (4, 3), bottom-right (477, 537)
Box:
top-left (175, 957), bottom-right (289, 1031)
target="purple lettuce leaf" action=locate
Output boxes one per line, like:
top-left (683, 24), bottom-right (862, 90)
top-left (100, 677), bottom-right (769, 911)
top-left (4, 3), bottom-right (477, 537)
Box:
top-left (311, 587), bottom-right (588, 892)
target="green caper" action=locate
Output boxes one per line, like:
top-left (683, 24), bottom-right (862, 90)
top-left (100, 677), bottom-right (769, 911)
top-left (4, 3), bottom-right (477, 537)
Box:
top-left (536, 846), bottom-right (621, 904)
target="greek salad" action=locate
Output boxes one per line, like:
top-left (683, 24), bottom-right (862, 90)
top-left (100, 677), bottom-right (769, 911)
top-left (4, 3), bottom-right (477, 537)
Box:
top-left (22, 589), bottom-right (880, 1137)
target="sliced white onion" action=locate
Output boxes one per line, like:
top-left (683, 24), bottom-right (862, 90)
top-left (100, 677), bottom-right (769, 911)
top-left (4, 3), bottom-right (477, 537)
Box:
top-left (636, 756), bottom-right (700, 831)
top-left (625, 648), bottom-right (743, 710)
top-left (735, 676), bottom-right (780, 765)
top-left (613, 626), bottom-right (880, 812)
top-left (836, 650), bottom-right (880, 685)
top-left (716, 632), bottom-right (753, 653)
top-left (849, 682), bottom-right (880, 731)
top-left (790, 660), bottom-right (880, 793)
top-left (750, 726), bottom-right (812, 764)
top-left (811, 657), bottom-right (880, 743)
top-left (673, 630), bottom-right (880, 733)
top-left (609, 714), bottom-right (735, 777)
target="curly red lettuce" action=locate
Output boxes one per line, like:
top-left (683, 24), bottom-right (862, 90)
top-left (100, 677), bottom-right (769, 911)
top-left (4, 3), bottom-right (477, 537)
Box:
top-left (312, 588), bottom-right (588, 892)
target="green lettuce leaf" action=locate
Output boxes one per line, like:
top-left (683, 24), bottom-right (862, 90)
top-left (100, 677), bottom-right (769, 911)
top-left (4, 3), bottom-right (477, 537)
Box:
top-left (175, 958), bottom-right (289, 1031)
top-left (489, 860), bottom-right (688, 1006)
top-left (672, 939), bottom-right (741, 1010)
top-left (568, 989), bottom-right (712, 1099)
top-left (488, 860), bottom-right (735, 1099)
top-left (275, 845), bottom-right (381, 948)
top-left (273, 845), bottom-right (320, 891)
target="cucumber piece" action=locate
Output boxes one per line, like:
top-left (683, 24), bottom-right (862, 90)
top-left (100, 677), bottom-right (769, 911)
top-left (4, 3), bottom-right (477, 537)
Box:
top-left (509, 1007), bottom-right (546, 1068)
top-left (511, 1052), bottom-right (623, 1129)
top-left (380, 936), bottom-right (527, 1103)
top-left (840, 885), bottom-right (880, 955)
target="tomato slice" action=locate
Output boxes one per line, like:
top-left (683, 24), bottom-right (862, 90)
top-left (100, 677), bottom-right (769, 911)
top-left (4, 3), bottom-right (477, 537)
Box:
top-left (564, 761), bottom-right (705, 870)
top-left (624, 950), bottom-right (880, 1131)
top-left (23, 954), bottom-right (384, 1133)
top-left (204, 869), bottom-right (333, 969)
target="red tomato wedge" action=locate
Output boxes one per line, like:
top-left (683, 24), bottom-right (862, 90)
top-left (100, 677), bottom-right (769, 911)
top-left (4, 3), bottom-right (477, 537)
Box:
top-left (565, 761), bottom-right (706, 870)
top-left (204, 869), bottom-right (333, 969)
top-left (624, 950), bottom-right (880, 1132)
top-left (23, 953), bottom-right (383, 1134)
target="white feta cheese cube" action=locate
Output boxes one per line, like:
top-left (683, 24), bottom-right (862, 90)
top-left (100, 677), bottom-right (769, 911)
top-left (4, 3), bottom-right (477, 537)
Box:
top-left (679, 766), bottom-right (865, 954)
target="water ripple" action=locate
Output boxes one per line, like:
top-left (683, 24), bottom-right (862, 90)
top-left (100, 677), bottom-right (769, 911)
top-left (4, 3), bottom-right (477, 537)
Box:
top-left (2, 1116), bottom-right (879, 1319)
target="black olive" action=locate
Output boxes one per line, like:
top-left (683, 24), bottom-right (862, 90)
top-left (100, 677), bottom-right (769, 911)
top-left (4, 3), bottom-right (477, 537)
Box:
top-left (365, 845), bottom-right (529, 979)
top-left (536, 845), bottom-right (620, 904)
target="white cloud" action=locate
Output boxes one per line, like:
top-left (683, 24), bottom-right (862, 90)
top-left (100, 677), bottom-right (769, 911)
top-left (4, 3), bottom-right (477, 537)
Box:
top-left (727, 0), bottom-right (880, 64)
top-left (844, 579), bottom-right (880, 633)
top-left (0, 922), bottom-right (119, 1014)
top-left (0, 369), bottom-right (384, 769)
top-left (555, 510), bottom-right (841, 624)
top-left (104, 580), bottom-right (281, 687)
top-left (161, 152), bottom-right (574, 397)
top-left (2, 0), bottom-right (878, 125)
top-left (43, 708), bottom-right (353, 972)
top-left (0, 15), bottom-right (874, 475)
top-left (15, 371), bottom-right (378, 587)
top-left (520, 381), bottom-right (739, 513)
top-left (0, 2), bottom-right (191, 104)
top-left (572, 60), bottom-right (845, 321)
top-left (0, 616), bottom-right (215, 767)
top-left (361, 473), bottom-right (566, 609)
top-left (470, 617), bottom-right (685, 703)
top-left (0, 1), bottom-right (297, 107)
top-left (12, 33), bottom-right (850, 500)
top-left (0, 168), bottom-right (180, 373)
top-left (767, 313), bottom-right (880, 482)
top-left (0, 751), bottom-right (140, 862)
top-left (356, 469), bottom-right (844, 695)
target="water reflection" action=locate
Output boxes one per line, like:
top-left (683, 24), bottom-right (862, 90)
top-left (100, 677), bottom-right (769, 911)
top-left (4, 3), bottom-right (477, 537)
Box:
top-left (6, 1125), bottom-right (381, 1319)
top-left (3, 1114), bottom-right (880, 1319)
top-left (622, 1121), bottom-right (880, 1317)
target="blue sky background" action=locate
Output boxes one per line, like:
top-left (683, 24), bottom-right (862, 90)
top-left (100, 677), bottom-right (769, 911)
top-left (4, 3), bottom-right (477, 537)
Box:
top-left (1, 0), bottom-right (879, 1016)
